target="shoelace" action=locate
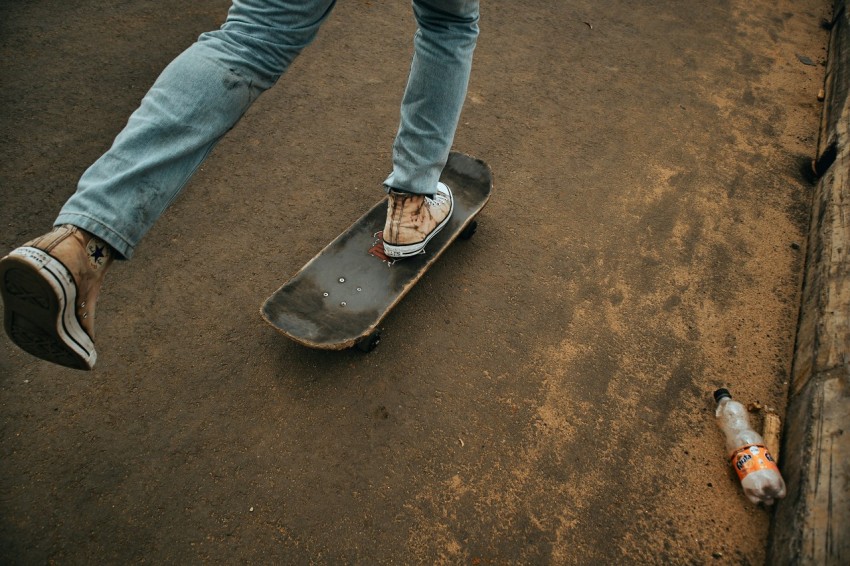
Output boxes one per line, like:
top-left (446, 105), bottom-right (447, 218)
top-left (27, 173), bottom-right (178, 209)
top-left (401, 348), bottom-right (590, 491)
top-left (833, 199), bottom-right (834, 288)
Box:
top-left (426, 193), bottom-right (449, 206)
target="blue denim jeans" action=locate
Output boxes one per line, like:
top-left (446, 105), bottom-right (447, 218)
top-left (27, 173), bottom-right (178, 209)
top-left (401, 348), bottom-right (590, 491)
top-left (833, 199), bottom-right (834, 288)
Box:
top-left (56, 0), bottom-right (479, 259)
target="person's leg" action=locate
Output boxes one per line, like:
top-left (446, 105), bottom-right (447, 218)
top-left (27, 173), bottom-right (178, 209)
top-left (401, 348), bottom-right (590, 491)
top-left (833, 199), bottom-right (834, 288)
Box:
top-left (1, 0), bottom-right (337, 369)
top-left (57, 0), bottom-right (337, 260)
top-left (383, 0), bottom-right (479, 195)
top-left (382, 0), bottom-right (479, 258)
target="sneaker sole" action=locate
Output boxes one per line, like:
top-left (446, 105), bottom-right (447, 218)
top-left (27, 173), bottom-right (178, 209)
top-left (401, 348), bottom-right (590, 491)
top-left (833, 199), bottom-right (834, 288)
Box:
top-left (0, 247), bottom-right (96, 370)
top-left (384, 186), bottom-right (455, 259)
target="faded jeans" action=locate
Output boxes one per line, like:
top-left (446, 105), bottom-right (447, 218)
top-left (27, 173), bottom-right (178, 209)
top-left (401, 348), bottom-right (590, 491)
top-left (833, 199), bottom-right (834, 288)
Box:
top-left (56, 0), bottom-right (479, 259)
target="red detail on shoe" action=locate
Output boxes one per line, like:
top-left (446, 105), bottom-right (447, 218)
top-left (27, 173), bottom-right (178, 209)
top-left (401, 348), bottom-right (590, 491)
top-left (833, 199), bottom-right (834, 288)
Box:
top-left (369, 232), bottom-right (391, 263)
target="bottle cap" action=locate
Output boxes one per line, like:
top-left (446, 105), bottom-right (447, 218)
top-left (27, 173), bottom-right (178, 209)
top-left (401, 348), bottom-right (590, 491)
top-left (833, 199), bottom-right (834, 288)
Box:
top-left (713, 388), bottom-right (732, 403)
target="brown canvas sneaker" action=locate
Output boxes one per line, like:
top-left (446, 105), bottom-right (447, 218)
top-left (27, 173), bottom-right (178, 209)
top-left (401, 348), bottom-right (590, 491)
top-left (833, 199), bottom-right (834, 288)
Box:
top-left (0, 225), bottom-right (113, 370)
top-left (383, 182), bottom-right (454, 258)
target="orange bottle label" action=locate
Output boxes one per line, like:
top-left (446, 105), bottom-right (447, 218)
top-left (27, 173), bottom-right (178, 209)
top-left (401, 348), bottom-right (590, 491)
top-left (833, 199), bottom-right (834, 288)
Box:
top-left (730, 444), bottom-right (780, 480)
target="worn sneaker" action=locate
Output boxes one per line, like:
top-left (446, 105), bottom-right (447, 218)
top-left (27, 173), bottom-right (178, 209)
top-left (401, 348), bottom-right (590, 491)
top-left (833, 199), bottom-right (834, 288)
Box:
top-left (0, 225), bottom-right (112, 370)
top-left (383, 182), bottom-right (454, 258)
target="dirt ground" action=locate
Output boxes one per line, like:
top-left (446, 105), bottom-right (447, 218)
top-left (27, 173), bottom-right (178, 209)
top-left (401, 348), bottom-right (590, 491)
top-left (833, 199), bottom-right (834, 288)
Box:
top-left (0, 0), bottom-right (831, 563)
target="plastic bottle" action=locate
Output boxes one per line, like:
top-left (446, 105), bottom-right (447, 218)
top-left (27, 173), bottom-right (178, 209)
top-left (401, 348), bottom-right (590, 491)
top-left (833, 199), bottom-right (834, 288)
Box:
top-left (714, 388), bottom-right (786, 505)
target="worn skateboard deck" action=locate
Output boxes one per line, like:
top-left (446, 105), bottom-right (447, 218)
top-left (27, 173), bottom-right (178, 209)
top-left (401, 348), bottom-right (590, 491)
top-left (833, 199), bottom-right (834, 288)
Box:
top-left (261, 152), bottom-right (492, 351)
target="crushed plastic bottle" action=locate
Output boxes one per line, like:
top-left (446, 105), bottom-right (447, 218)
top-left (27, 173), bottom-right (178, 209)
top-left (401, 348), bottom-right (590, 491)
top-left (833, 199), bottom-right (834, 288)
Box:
top-left (714, 388), bottom-right (787, 505)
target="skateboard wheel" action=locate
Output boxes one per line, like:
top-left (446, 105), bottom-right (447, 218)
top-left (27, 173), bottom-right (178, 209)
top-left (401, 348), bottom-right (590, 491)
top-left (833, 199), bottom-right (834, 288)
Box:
top-left (356, 330), bottom-right (381, 353)
top-left (460, 220), bottom-right (478, 240)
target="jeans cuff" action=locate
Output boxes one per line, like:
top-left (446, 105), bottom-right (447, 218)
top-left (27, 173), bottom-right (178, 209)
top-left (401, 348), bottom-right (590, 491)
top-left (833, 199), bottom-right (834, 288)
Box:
top-left (53, 213), bottom-right (134, 260)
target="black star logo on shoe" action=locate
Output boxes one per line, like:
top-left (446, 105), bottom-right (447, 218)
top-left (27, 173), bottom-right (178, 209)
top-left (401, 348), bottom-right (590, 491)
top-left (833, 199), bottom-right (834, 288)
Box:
top-left (86, 239), bottom-right (110, 269)
top-left (91, 245), bottom-right (105, 263)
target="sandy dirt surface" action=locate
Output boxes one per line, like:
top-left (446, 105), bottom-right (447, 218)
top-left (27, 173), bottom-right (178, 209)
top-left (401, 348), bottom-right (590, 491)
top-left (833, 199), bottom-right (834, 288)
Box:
top-left (0, 0), bottom-right (830, 563)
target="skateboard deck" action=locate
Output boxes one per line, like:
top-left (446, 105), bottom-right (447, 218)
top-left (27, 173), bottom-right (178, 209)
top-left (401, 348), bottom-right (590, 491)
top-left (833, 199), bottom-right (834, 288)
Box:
top-left (261, 152), bottom-right (492, 351)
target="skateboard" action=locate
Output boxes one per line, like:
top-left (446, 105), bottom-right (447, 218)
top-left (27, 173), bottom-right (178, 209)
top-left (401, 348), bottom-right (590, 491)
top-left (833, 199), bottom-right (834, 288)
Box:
top-left (261, 152), bottom-right (492, 352)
